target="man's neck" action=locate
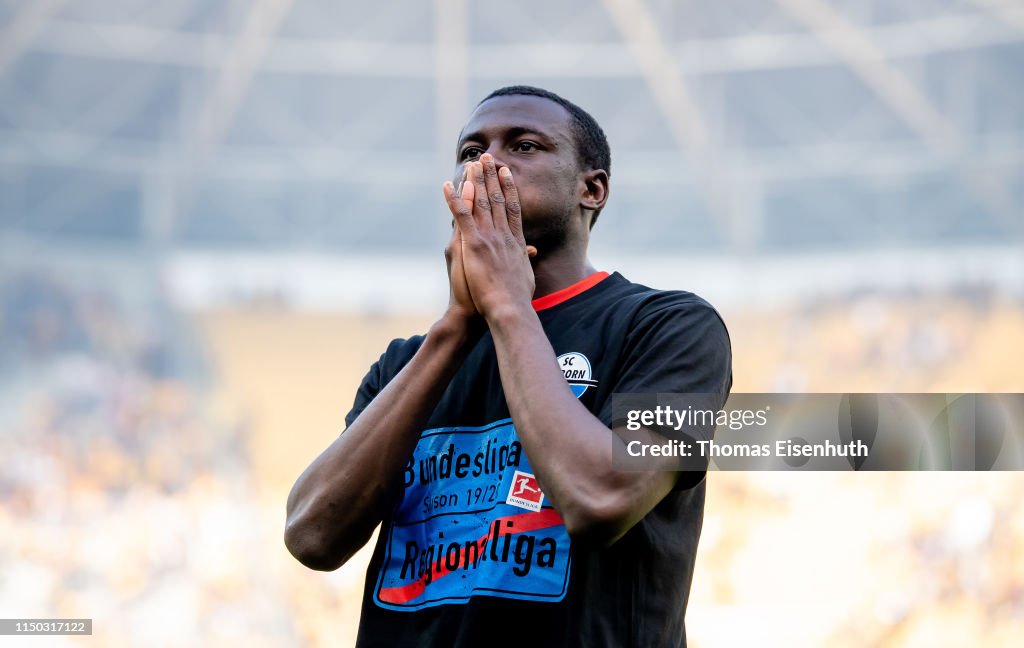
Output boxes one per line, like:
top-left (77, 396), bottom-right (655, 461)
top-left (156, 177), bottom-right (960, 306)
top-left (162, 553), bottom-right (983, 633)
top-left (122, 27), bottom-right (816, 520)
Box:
top-left (531, 243), bottom-right (597, 300)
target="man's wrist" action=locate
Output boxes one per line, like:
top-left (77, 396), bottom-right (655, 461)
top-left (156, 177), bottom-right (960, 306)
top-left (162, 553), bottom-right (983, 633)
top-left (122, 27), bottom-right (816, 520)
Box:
top-left (435, 308), bottom-right (487, 345)
top-left (485, 301), bottom-right (539, 337)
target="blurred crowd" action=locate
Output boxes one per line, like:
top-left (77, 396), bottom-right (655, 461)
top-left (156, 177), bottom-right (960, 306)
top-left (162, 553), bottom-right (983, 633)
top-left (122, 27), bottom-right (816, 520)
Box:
top-left (696, 285), bottom-right (1024, 646)
top-left (1, 269), bottom-right (1022, 647)
top-left (728, 285), bottom-right (1024, 393)
top-left (691, 470), bottom-right (1024, 647)
top-left (0, 273), bottom-right (174, 376)
top-left (0, 271), bottom-right (293, 646)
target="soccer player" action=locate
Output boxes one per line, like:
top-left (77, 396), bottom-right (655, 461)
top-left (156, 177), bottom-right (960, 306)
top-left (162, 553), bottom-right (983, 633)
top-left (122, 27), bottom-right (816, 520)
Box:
top-left (285, 86), bottom-right (733, 647)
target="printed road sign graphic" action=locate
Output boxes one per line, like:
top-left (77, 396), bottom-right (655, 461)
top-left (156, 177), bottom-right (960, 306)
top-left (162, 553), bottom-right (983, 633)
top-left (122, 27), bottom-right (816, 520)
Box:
top-left (374, 418), bottom-right (572, 611)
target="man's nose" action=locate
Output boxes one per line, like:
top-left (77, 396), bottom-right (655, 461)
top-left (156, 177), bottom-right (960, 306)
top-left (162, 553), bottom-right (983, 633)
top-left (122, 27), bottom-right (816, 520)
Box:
top-left (485, 147), bottom-right (509, 172)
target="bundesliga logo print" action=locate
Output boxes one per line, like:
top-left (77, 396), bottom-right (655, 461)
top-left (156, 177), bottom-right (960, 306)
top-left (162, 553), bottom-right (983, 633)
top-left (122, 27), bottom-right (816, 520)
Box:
top-left (373, 419), bottom-right (572, 611)
top-left (556, 351), bottom-right (597, 398)
top-left (506, 470), bottom-right (544, 512)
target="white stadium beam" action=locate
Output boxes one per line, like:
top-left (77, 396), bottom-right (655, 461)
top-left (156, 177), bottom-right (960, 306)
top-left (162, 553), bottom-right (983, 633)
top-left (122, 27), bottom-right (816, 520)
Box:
top-left (777, 0), bottom-right (960, 145)
top-left (187, 0), bottom-right (297, 164)
top-left (433, 0), bottom-right (469, 242)
top-left (777, 0), bottom-right (1021, 235)
top-left (0, 0), bottom-right (65, 77)
top-left (600, 0), bottom-right (754, 249)
top-left (3, 129), bottom-right (1022, 185)
top-left (165, 0), bottom-right (295, 246)
top-left (971, 0), bottom-right (1024, 33)
top-left (433, 0), bottom-right (468, 155)
top-left (600, 0), bottom-right (711, 152)
top-left (27, 11), bottom-right (1023, 78)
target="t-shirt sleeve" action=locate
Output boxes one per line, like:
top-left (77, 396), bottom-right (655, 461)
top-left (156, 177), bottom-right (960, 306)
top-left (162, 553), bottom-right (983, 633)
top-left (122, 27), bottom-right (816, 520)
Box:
top-left (342, 336), bottom-right (423, 430)
top-left (599, 294), bottom-right (733, 413)
top-left (598, 294), bottom-right (733, 489)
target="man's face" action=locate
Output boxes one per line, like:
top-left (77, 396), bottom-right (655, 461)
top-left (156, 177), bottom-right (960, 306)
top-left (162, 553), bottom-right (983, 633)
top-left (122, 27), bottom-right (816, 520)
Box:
top-left (454, 95), bottom-right (582, 251)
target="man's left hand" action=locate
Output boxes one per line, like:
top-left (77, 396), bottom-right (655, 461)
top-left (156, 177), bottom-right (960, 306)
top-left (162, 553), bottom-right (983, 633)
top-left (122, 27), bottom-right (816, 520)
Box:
top-left (443, 154), bottom-right (536, 320)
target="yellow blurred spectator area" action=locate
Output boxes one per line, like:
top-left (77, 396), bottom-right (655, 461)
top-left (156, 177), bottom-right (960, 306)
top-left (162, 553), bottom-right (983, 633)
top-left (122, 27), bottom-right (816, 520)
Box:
top-left (2, 270), bottom-right (1023, 647)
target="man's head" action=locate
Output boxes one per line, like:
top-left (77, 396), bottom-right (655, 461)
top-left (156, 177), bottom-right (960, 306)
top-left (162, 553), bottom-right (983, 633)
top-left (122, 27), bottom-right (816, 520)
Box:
top-left (454, 86), bottom-right (611, 253)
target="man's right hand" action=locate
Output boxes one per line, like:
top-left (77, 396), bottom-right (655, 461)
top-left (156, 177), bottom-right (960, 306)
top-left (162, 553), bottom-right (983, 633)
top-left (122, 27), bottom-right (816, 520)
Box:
top-left (443, 171), bottom-right (538, 325)
top-left (443, 178), bottom-right (479, 324)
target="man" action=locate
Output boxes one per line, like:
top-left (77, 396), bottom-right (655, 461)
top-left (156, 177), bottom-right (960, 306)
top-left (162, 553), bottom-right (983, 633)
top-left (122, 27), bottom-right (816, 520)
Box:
top-left (285, 86), bottom-right (732, 647)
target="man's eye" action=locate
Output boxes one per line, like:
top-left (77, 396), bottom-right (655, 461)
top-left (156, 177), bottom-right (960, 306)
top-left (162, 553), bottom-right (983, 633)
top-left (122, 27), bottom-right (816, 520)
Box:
top-left (514, 141), bottom-right (539, 152)
top-left (460, 147), bottom-right (482, 161)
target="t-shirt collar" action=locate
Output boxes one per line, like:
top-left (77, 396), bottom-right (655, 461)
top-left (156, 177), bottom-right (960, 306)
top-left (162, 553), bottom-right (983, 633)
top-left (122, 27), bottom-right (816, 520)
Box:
top-left (531, 271), bottom-right (611, 312)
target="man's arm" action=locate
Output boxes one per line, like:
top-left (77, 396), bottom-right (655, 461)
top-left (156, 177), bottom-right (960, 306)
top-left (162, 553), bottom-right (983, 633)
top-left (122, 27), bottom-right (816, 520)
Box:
top-left (451, 156), bottom-right (729, 548)
top-left (284, 218), bottom-right (483, 571)
top-left (489, 307), bottom-right (682, 547)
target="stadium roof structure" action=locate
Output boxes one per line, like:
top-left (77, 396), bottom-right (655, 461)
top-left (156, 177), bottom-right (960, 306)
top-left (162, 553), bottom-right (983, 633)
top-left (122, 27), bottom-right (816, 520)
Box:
top-left (1, 0), bottom-right (1022, 260)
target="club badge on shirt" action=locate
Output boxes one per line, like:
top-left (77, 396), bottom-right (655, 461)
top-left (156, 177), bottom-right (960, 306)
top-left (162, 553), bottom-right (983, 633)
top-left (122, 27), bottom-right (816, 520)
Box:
top-left (556, 352), bottom-right (597, 398)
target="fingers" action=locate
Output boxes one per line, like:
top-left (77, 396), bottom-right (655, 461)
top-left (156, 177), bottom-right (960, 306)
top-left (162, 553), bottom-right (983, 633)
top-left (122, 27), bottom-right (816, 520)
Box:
top-left (443, 179), bottom-right (476, 234)
top-left (478, 154), bottom-right (508, 231)
top-left (467, 159), bottom-right (492, 231)
top-left (447, 157), bottom-right (525, 248)
top-left (444, 219), bottom-right (458, 270)
top-left (499, 166), bottom-right (525, 244)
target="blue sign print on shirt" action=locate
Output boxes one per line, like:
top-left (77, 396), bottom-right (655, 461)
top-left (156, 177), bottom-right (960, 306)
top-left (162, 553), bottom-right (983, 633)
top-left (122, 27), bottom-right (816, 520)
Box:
top-left (374, 418), bottom-right (572, 611)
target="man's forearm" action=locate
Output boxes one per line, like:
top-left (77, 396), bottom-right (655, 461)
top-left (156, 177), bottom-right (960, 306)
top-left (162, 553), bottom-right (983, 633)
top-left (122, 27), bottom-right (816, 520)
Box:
top-left (284, 312), bottom-right (482, 570)
top-left (487, 304), bottom-right (674, 547)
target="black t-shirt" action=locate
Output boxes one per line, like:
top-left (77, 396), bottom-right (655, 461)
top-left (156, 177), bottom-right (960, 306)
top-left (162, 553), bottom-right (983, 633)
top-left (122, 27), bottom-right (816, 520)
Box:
top-left (343, 271), bottom-right (732, 648)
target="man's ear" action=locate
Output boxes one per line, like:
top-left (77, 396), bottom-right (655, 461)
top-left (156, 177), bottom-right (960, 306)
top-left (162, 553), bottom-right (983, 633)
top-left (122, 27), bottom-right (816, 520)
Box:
top-left (580, 169), bottom-right (609, 213)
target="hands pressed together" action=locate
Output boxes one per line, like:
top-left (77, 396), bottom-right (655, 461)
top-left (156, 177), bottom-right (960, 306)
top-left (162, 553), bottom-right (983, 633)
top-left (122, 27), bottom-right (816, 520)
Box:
top-left (442, 153), bottom-right (538, 324)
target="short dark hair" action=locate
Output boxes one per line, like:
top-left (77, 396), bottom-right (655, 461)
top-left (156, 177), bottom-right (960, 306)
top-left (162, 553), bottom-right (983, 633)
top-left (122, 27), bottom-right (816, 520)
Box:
top-left (479, 85), bottom-right (611, 225)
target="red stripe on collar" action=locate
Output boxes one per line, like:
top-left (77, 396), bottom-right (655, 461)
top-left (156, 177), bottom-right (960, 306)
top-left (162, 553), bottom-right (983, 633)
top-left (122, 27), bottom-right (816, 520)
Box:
top-left (532, 271), bottom-right (610, 312)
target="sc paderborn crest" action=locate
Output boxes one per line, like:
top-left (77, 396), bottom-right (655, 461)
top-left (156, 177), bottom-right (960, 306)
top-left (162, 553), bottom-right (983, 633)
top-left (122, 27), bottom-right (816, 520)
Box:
top-left (556, 352), bottom-right (597, 398)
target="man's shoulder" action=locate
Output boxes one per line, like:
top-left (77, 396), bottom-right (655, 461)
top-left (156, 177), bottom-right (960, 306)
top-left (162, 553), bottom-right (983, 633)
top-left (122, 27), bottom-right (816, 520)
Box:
top-left (382, 334), bottom-right (427, 355)
top-left (373, 334), bottom-right (426, 373)
top-left (604, 272), bottom-right (726, 326)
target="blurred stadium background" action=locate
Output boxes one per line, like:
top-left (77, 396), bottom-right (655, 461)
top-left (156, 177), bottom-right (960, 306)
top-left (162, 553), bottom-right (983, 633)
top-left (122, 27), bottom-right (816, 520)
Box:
top-left (1, 0), bottom-right (1023, 646)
